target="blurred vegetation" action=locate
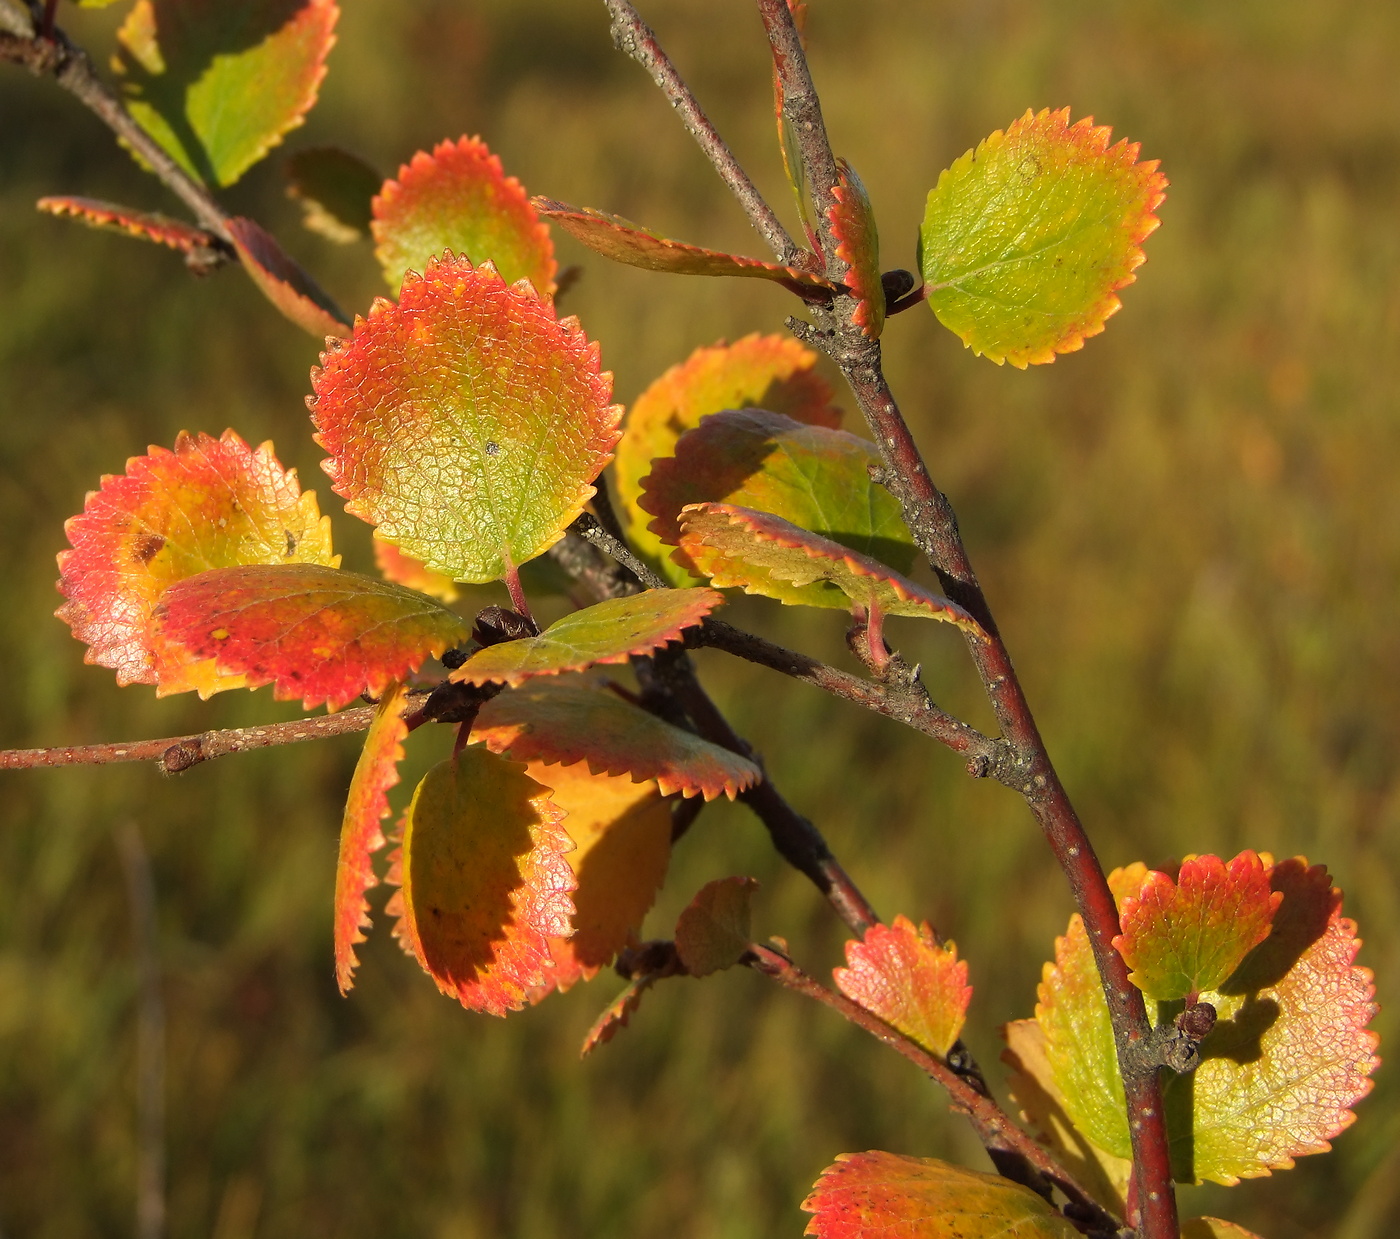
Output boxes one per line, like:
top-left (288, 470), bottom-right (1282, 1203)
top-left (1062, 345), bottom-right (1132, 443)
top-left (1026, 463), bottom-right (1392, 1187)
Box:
top-left (2, 1), bottom-right (1399, 1236)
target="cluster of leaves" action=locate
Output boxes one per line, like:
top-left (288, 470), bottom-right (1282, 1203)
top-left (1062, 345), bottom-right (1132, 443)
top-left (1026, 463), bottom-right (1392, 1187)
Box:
top-left (29, 2), bottom-right (1377, 1236)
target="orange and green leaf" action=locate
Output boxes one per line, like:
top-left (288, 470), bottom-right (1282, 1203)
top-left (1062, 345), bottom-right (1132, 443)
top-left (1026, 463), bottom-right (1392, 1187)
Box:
top-left (333, 682), bottom-right (411, 994)
top-left (37, 195), bottom-right (222, 264)
top-left (114, 0), bottom-right (339, 188)
top-left (833, 915), bottom-right (970, 1058)
top-left (285, 146), bottom-right (380, 242)
top-left (450, 589), bottom-right (722, 687)
top-left (471, 678), bottom-right (761, 800)
top-left (674, 876), bottom-right (757, 978)
top-left (56, 429), bottom-right (336, 695)
top-left (828, 159), bottom-right (883, 339)
top-left (372, 135), bottom-right (556, 294)
top-left (373, 536), bottom-right (459, 604)
top-left (227, 216), bottom-right (349, 337)
top-left (310, 255), bottom-right (620, 583)
top-left (919, 107), bottom-right (1166, 367)
top-left (388, 746), bottom-right (576, 1016)
top-left (802, 1152), bottom-right (1080, 1239)
top-left (155, 563), bottom-right (469, 711)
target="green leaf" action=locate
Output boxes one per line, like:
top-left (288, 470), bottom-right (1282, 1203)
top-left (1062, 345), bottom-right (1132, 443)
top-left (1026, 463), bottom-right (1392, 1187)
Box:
top-left (471, 677), bottom-right (760, 801)
top-left (37, 195), bottom-right (222, 266)
top-left (56, 429), bottom-right (337, 697)
top-left (834, 915), bottom-right (970, 1058)
top-left (373, 136), bottom-right (556, 295)
top-left (638, 408), bottom-right (914, 583)
top-left (310, 255), bottom-right (621, 583)
top-left (114, 0), bottom-right (339, 188)
top-left (387, 747), bottom-right (576, 1016)
top-left (154, 563), bottom-right (470, 711)
top-left (285, 146), bottom-right (381, 242)
top-left (919, 107), bottom-right (1166, 367)
top-left (614, 333), bottom-right (841, 583)
top-left (828, 159), bottom-right (883, 339)
top-left (678, 503), bottom-right (982, 631)
top-left (674, 877), bottom-right (757, 978)
top-left (450, 589), bottom-right (723, 687)
top-left (227, 216), bottom-right (349, 338)
top-left (802, 1152), bottom-right (1080, 1239)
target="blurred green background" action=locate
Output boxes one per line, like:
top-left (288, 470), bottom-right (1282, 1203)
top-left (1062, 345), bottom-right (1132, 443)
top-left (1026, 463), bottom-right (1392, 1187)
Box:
top-left (2, 1), bottom-right (1398, 1236)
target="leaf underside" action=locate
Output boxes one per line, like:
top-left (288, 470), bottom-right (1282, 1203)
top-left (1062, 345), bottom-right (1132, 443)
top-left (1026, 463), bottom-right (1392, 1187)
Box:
top-left (227, 215), bottom-right (349, 337)
top-left (674, 876), bottom-right (757, 977)
top-left (285, 145), bottom-right (381, 242)
top-left (828, 159), bottom-right (884, 339)
top-left (37, 195), bottom-right (219, 258)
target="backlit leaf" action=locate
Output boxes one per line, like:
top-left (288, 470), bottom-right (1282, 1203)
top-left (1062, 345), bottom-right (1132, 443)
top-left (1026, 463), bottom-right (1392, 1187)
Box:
top-left (614, 333), bottom-right (840, 583)
top-left (471, 678), bottom-right (761, 800)
top-left (155, 563), bottom-right (470, 711)
top-left (285, 146), bottom-right (380, 242)
top-left (227, 216), bottom-right (349, 337)
top-left (388, 746), bottom-right (576, 1016)
top-left (674, 876), bottom-right (757, 977)
top-left (373, 136), bottom-right (556, 295)
top-left (919, 107), bottom-right (1166, 367)
top-left (534, 199), bottom-right (838, 296)
top-left (37, 195), bottom-right (222, 265)
top-left (678, 503), bottom-right (982, 630)
top-left (802, 1152), bottom-right (1080, 1239)
top-left (828, 159), bottom-right (883, 339)
top-left (450, 589), bottom-right (722, 687)
top-left (115, 0), bottom-right (339, 188)
top-left (1181, 1221), bottom-right (1267, 1239)
top-left (833, 915), bottom-right (970, 1058)
top-left (580, 973), bottom-right (657, 1057)
top-left (56, 429), bottom-right (336, 695)
top-left (310, 255), bottom-right (620, 582)
top-left (638, 408), bottom-right (914, 583)
top-left (373, 536), bottom-right (459, 604)
top-left (1113, 850), bottom-right (1282, 1001)
top-left (333, 682), bottom-right (410, 994)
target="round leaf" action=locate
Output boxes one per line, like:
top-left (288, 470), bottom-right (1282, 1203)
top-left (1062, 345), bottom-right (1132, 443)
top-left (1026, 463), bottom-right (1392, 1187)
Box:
top-left (674, 876), bottom-right (757, 978)
top-left (285, 145), bottom-right (381, 242)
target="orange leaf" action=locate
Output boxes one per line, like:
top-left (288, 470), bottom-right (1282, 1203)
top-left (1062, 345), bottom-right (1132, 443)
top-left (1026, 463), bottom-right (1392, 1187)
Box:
top-left (37, 195), bottom-right (222, 267)
top-left (373, 536), bottom-right (459, 604)
top-left (828, 159), bottom-right (883, 339)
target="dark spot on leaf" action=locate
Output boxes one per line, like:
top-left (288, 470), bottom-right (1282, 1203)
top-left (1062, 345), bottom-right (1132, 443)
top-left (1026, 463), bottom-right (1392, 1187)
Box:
top-left (132, 532), bottom-right (165, 564)
top-left (285, 530), bottom-right (298, 556)
top-left (485, 441), bottom-right (500, 457)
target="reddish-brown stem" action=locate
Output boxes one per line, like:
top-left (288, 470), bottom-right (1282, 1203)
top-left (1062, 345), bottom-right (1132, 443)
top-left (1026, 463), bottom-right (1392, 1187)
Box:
top-left (502, 561), bottom-right (538, 631)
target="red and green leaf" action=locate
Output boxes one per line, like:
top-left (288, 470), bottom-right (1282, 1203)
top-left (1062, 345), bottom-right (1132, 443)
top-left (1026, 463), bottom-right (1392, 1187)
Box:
top-left (802, 1152), bottom-right (1080, 1239)
top-left (285, 146), bottom-right (381, 242)
top-left (638, 408), bottom-right (914, 582)
top-left (56, 429), bottom-right (336, 695)
top-left (37, 195), bottom-right (222, 264)
top-left (227, 216), bottom-right (349, 337)
top-left (372, 135), bottom-right (556, 295)
top-left (114, 0), bottom-right (339, 188)
top-left (534, 199), bottom-right (839, 296)
top-left (614, 333), bottom-right (841, 582)
top-left (828, 159), bottom-right (883, 339)
top-left (833, 915), bottom-right (970, 1058)
top-left (580, 973), bottom-right (657, 1058)
top-left (919, 107), bottom-right (1167, 367)
top-left (333, 681), bottom-right (410, 994)
top-left (450, 589), bottom-right (722, 687)
top-left (678, 503), bottom-right (982, 629)
top-left (1113, 850), bottom-right (1282, 1001)
top-left (674, 876), bottom-right (757, 978)
top-left (471, 677), bottom-right (761, 800)
top-left (310, 255), bottom-right (620, 583)
top-left (373, 536), bottom-right (459, 604)
top-left (155, 563), bottom-right (470, 711)
top-left (387, 746), bottom-right (576, 1016)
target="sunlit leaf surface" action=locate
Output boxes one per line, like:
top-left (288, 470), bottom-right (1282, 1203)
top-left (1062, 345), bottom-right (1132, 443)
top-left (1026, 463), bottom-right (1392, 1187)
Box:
top-left (828, 159), bottom-right (883, 339)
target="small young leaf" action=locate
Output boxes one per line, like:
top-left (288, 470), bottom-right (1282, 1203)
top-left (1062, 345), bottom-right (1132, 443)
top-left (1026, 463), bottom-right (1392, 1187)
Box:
top-left (388, 746), bottom-right (576, 1016)
top-left (639, 409), bottom-right (914, 582)
top-left (114, 0), bottom-right (339, 188)
top-left (56, 430), bottom-right (336, 694)
top-left (334, 681), bottom-right (410, 994)
top-left (1113, 850), bottom-right (1282, 1001)
top-left (227, 216), bottom-right (349, 338)
top-left (919, 107), bottom-right (1166, 367)
top-left (534, 199), bottom-right (839, 295)
top-left (674, 876), bottom-right (757, 977)
top-left (1181, 1221), bottom-right (1267, 1239)
top-left (450, 589), bottom-right (723, 687)
top-left (828, 159), bottom-right (883, 339)
top-left (155, 563), bottom-right (470, 711)
top-left (471, 678), bottom-right (761, 801)
top-left (37, 195), bottom-right (222, 265)
top-left (580, 973), bottom-right (657, 1058)
top-left (527, 761), bottom-right (671, 990)
top-left (373, 536), bottom-right (459, 604)
top-left (833, 915), bottom-right (970, 1058)
top-left (373, 136), bottom-right (556, 295)
top-left (310, 255), bottom-right (620, 583)
top-left (285, 146), bottom-right (381, 242)
top-left (802, 1152), bottom-right (1080, 1239)
top-left (678, 503), bottom-right (982, 631)
top-left (614, 333), bottom-right (840, 581)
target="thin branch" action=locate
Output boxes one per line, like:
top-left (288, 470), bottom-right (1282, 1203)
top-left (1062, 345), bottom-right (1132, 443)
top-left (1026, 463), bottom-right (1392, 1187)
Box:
top-left (573, 511), bottom-right (668, 590)
top-left (745, 943), bottom-right (1122, 1236)
top-left (600, 0), bottom-right (803, 267)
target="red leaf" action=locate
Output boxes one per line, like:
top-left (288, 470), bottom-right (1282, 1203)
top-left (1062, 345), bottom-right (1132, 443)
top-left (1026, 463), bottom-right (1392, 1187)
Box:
top-left (674, 876), bottom-right (757, 977)
top-left (372, 135), bottom-right (555, 294)
top-left (333, 681), bottom-right (410, 993)
top-left (155, 563), bottom-right (470, 711)
top-left (37, 196), bottom-right (223, 267)
top-left (388, 746), bottom-right (576, 1016)
top-left (56, 429), bottom-right (337, 694)
top-left (828, 160), bottom-right (883, 338)
top-left (227, 216), bottom-right (349, 338)
top-left (1113, 851), bottom-right (1282, 1000)
top-left (580, 973), bottom-right (657, 1057)
top-left (833, 916), bottom-right (971, 1057)
top-left (471, 677), bottom-right (761, 800)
